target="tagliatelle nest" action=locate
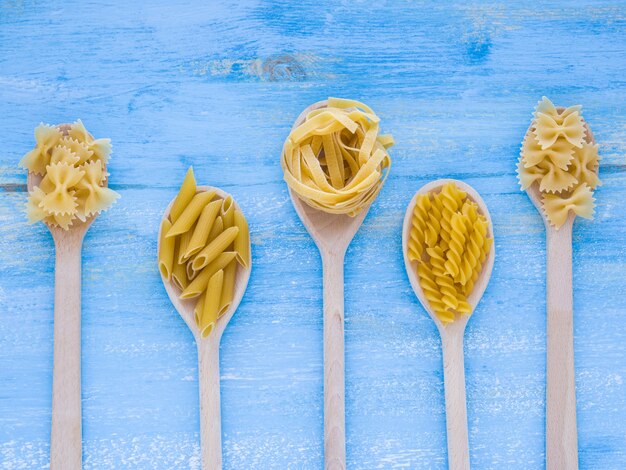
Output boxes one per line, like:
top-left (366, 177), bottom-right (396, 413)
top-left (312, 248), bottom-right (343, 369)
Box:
top-left (281, 97), bottom-right (393, 216)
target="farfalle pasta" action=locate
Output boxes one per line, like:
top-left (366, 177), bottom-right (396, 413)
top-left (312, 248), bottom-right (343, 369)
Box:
top-left (158, 168), bottom-right (251, 338)
top-left (281, 97), bottom-right (393, 216)
top-left (20, 120), bottom-right (119, 229)
top-left (407, 182), bottom-right (492, 324)
top-left (517, 97), bottom-right (600, 228)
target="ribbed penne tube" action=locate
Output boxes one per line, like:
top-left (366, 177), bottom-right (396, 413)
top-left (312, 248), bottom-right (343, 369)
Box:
top-left (185, 200), bottom-right (221, 259)
top-left (208, 216), bottom-right (224, 242)
top-left (177, 223), bottom-right (195, 264)
top-left (199, 270), bottom-right (224, 338)
top-left (191, 226), bottom-right (239, 271)
top-left (180, 251), bottom-right (237, 299)
top-left (221, 195), bottom-right (235, 229)
top-left (233, 209), bottom-right (250, 267)
top-left (194, 292), bottom-right (205, 328)
top-left (166, 190), bottom-right (215, 238)
top-left (158, 218), bottom-right (176, 280)
top-left (186, 258), bottom-right (198, 281)
top-left (169, 167), bottom-right (196, 223)
top-left (171, 260), bottom-right (188, 291)
top-left (218, 259), bottom-right (237, 316)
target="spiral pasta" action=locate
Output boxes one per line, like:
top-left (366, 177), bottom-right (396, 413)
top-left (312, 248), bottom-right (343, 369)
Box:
top-left (20, 120), bottom-right (119, 229)
top-left (158, 168), bottom-right (251, 338)
top-left (407, 182), bottom-right (492, 324)
top-left (517, 97), bottom-right (600, 229)
top-left (281, 97), bottom-right (393, 216)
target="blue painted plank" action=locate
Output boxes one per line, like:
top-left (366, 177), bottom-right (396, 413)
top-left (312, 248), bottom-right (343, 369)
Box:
top-left (1, 1), bottom-right (625, 468)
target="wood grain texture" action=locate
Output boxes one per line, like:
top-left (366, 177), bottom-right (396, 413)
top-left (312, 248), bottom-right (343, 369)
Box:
top-left (1, 1), bottom-right (625, 469)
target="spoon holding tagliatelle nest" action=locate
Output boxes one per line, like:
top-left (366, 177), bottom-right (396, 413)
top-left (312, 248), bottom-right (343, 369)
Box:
top-left (23, 121), bottom-right (118, 470)
top-left (402, 179), bottom-right (495, 470)
top-left (281, 98), bottom-right (393, 469)
top-left (158, 177), bottom-right (251, 470)
top-left (518, 97), bottom-right (600, 470)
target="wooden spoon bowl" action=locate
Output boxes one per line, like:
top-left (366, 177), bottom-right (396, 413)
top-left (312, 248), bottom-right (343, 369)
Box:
top-left (158, 186), bottom-right (251, 470)
top-left (402, 179), bottom-right (495, 470)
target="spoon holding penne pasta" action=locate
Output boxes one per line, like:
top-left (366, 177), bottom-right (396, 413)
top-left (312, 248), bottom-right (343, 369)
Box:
top-left (402, 179), bottom-right (495, 470)
top-left (158, 172), bottom-right (251, 470)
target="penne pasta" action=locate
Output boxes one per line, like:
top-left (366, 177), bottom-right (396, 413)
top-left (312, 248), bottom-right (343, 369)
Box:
top-left (177, 223), bottom-right (195, 264)
top-left (220, 195), bottom-right (235, 229)
top-left (169, 167), bottom-right (196, 223)
top-left (191, 226), bottom-right (239, 271)
top-left (186, 258), bottom-right (198, 281)
top-left (171, 259), bottom-right (189, 291)
top-left (185, 200), bottom-right (221, 259)
top-left (219, 259), bottom-right (237, 316)
top-left (166, 190), bottom-right (215, 238)
top-left (233, 209), bottom-right (250, 268)
top-left (208, 216), bottom-right (224, 242)
top-left (199, 270), bottom-right (224, 338)
top-left (158, 218), bottom-right (176, 280)
top-left (180, 251), bottom-right (237, 299)
top-left (194, 292), bottom-right (205, 328)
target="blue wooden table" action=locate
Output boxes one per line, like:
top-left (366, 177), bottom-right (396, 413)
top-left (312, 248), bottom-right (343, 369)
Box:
top-left (1, 1), bottom-right (625, 468)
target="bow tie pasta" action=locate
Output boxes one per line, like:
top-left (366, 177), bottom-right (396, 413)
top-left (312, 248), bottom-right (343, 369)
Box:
top-left (517, 97), bottom-right (600, 229)
top-left (20, 120), bottom-right (119, 229)
top-left (406, 182), bottom-right (493, 324)
top-left (281, 97), bottom-right (393, 216)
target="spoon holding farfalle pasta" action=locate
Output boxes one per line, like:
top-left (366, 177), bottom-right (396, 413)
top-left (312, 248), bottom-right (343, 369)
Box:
top-left (517, 97), bottom-right (600, 470)
top-left (20, 121), bottom-right (119, 470)
top-left (402, 180), bottom-right (495, 470)
top-left (158, 168), bottom-right (251, 470)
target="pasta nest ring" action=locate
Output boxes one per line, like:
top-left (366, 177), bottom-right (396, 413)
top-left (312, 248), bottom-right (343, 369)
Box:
top-left (281, 97), bottom-right (394, 216)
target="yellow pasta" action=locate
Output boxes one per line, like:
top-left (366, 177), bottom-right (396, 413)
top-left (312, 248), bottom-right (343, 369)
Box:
top-left (281, 97), bottom-right (393, 216)
top-left (158, 219), bottom-right (176, 281)
top-left (20, 120), bottom-right (119, 229)
top-left (181, 251), bottom-right (237, 299)
top-left (407, 182), bottom-right (492, 324)
top-left (177, 224), bottom-right (195, 264)
top-left (191, 226), bottom-right (239, 271)
top-left (158, 169), bottom-right (251, 337)
top-left (208, 216), bottom-right (224, 242)
top-left (219, 260), bottom-right (237, 316)
top-left (518, 97), bottom-right (600, 229)
top-left (185, 200), bottom-right (221, 259)
top-left (220, 195), bottom-right (235, 229)
top-left (198, 270), bottom-right (224, 338)
top-left (166, 190), bottom-right (215, 238)
top-left (169, 167), bottom-right (196, 223)
top-left (233, 209), bottom-right (250, 267)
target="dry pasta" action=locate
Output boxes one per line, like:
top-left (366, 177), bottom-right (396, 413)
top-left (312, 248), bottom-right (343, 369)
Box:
top-left (406, 182), bottom-right (492, 324)
top-left (158, 168), bottom-right (251, 338)
top-left (517, 97), bottom-right (600, 229)
top-left (158, 219), bottom-right (176, 281)
top-left (20, 120), bottom-right (119, 229)
top-left (281, 97), bottom-right (393, 216)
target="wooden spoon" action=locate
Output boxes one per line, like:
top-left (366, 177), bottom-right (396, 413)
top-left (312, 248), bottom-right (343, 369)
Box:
top-left (287, 100), bottom-right (372, 469)
top-left (522, 113), bottom-right (596, 470)
top-left (26, 124), bottom-right (104, 470)
top-left (158, 186), bottom-right (251, 470)
top-left (402, 179), bottom-right (495, 470)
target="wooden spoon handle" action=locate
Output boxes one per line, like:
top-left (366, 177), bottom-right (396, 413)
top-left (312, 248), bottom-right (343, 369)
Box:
top-left (197, 336), bottom-right (223, 470)
top-left (322, 252), bottom-right (346, 470)
top-left (546, 225), bottom-right (578, 470)
top-left (51, 236), bottom-right (84, 470)
top-left (441, 332), bottom-right (470, 470)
